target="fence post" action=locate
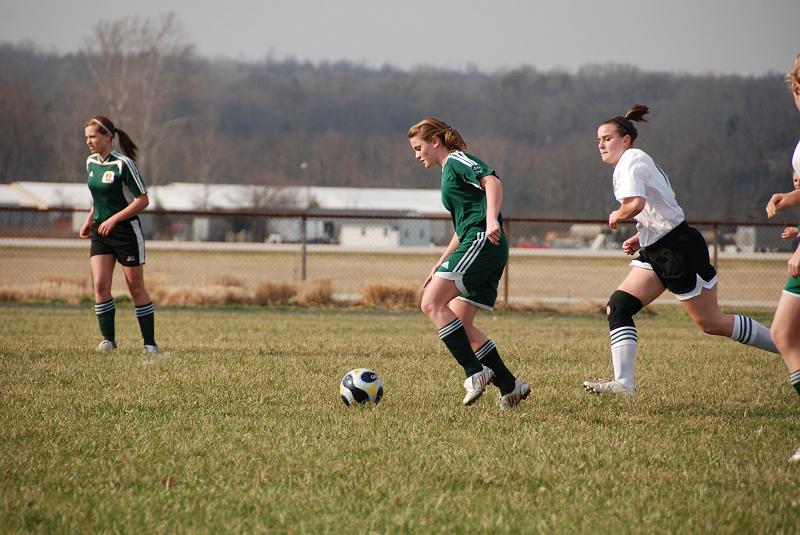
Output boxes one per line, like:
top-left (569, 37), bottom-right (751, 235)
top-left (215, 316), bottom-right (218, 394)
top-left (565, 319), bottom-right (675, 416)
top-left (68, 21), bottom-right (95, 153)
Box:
top-left (503, 220), bottom-right (510, 304)
top-left (712, 222), bottom-right (718, 271)
top-left (301, 214), bottom-right (308, 281)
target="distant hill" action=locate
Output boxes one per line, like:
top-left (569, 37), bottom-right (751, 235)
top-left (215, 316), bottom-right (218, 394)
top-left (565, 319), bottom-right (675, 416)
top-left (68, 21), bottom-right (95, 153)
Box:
top-left (0, 42), bottom-right (796, 220)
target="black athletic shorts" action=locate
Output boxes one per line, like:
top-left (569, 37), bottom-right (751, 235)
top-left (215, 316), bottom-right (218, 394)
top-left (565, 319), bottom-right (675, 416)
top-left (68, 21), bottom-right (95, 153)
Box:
top-left (90, 217), bottom-right (146, 266)
top-left (631, 221), bottom-right (717, 300)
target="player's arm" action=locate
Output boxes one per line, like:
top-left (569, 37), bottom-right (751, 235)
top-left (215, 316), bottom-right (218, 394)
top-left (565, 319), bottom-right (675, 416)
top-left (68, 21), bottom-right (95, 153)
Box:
top-left (622, 232), bottom-right (641, 255)
top-left (480, 174), bottom-right (502, 245)
top-left (438, 232), bottom-right (461, 262)
top-left (424, 232), bottom-right (461, 288)
top-left (79, 204), bottom-right (94, 239)
top-left (609, 196), bottom-right (645, 230)
top-left (97, 194), bottom-right (150, 237)
top-left (767, 189), bottom-right (800, 217)
top-left (789, 241), bottom-right (800, 278)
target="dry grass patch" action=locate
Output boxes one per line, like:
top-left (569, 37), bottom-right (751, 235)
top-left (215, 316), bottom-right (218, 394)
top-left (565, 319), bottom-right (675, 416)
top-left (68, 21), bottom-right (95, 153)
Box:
top-left (199, 274), bottom-right (247, 288)
top-left (296, 278), bottom-right (335, 306)
top-left (0, 276), bottom-right (90, 304)
top-left (254, 281), bottom-right (298, 306)
top-left (360, 281), bottom-right (421, 309)
top-left (151, 284), bottom-right (252, 306)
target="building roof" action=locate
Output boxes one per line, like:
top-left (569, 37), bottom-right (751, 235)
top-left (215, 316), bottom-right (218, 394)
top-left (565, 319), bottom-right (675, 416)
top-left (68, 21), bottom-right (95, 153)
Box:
top-left (0, 184), bottom-right (38, 207)
top-left (6, 182), bottom-right (447, 215)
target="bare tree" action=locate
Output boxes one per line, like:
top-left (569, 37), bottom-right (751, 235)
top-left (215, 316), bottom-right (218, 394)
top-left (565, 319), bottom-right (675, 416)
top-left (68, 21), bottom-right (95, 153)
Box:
top-left (82, 13), bottom-right (193, 184)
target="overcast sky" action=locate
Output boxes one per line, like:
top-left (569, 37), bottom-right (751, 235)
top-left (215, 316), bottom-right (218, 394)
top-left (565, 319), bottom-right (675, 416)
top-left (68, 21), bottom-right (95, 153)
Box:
top-left (1, 0), bottom-right (798, 76)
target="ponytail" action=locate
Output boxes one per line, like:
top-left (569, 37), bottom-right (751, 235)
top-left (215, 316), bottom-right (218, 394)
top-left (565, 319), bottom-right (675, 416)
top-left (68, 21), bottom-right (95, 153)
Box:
top-left (84, 115), bottom-right (139, 160)
top-left (408, 117), bottom-right (467, 152)
top-left (601, 103), bottom-right (650, 143)
top-left (114, 128), bottom-right (138, 161)
top-left (624, 104), bottom-right (650, 123)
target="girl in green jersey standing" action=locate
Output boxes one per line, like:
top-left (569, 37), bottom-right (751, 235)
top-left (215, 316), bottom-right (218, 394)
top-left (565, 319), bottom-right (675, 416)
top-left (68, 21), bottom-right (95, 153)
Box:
top-left (408, 117), bottom-right (529, 408)
top-left (79, 115), bottom-right (159, 353)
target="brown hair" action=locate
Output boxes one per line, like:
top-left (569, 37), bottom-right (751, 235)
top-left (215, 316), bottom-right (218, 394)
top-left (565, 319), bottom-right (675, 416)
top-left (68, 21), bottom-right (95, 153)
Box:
top-left (787, 54), bottom-right (800, 96)
top-left (601, 104), bottom-right (650, 144)
top-left (407, 117), bottom-right (467, 152)
top-left (84, 115), bottom-right (138, 160)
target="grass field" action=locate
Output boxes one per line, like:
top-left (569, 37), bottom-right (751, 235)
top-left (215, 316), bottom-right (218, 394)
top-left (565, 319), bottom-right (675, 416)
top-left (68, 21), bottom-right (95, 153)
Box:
top-left (2, 304), bottom-right (799, 533)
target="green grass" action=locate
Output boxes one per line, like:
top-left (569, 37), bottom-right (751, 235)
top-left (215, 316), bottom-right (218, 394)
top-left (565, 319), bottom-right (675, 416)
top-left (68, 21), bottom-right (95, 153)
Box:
top-left (1, 305), bottom-right (799, 533)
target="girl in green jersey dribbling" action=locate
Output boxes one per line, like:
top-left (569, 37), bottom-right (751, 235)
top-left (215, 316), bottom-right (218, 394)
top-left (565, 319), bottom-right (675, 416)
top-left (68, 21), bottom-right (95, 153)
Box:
top-left (408, 117), bottom-right (529, 409)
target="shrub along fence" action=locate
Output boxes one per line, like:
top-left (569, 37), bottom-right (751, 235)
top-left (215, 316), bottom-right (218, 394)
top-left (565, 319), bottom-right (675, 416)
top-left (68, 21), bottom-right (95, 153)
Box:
top-left (1, 207), bottom-right (797, 309)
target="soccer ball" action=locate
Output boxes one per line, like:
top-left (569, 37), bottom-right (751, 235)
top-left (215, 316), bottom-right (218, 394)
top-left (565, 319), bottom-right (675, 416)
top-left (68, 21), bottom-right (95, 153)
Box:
top-left (340, 368), bottom-right (384, 406)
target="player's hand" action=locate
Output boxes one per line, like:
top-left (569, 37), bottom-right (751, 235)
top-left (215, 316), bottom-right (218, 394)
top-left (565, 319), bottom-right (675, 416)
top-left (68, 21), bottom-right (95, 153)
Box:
top-left (98, 217), bottom-right (117, 237)
top-left (423, 265), bottom-right (439, 288)
top-left (608, 210), bottom-right (621, 230)
top-left (485, 217), bottom-right (501, 245)
top-left (782, 227), bottom-right (799, 240)
top-left (766, 193), bottom-right (787, 218)
top-left (79, 221), bottom-right (91, 239)
top-left (622, 235), bottom-right (641, 255)
top-left (789, 248), bottom-right (800, 278)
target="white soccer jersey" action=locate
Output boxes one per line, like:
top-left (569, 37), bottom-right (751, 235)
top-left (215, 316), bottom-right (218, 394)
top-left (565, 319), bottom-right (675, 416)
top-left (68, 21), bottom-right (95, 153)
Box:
top-left (612, 148), bottom-right (685, 247)
top-left (792, 139), bottom-right (800, 175)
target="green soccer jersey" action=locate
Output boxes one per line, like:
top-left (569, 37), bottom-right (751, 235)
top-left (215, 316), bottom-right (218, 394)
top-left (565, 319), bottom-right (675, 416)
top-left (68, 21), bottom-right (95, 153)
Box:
top-left (440, 151), bottom-right (502, 239)
top-left (86, 151), bottom-right (147, 223)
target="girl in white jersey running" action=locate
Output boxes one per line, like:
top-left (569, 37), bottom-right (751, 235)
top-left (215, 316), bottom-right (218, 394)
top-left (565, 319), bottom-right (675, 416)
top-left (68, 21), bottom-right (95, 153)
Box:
top-left (765, 54), bottom-right (800, 462)
top-left (583, 104), bottom-right (778, 396)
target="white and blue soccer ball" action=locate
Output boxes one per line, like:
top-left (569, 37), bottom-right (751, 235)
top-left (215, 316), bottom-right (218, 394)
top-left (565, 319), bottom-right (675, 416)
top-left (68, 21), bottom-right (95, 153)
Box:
top-left (340, 368), bottom-right (384, 406)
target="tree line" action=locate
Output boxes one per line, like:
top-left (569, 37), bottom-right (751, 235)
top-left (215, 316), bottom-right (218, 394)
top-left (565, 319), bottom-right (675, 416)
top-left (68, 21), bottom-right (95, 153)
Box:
top-left (0, 14), bottom-right (797, 220)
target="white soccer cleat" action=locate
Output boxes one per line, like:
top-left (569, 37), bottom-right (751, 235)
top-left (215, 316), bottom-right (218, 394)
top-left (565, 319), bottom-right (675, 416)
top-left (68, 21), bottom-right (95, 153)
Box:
top-left (497, 379), bottom-right (531, 409)
top-left (789, 442), bottom-right (800, 463)
top-left (582, 378), bottom-right (635, 396)
top-left (463, 366), bottom-right (495, 406)
top-left (143, 344), bottom-right (160, 354)
top-left (96, 339), bottom-right (116, 352)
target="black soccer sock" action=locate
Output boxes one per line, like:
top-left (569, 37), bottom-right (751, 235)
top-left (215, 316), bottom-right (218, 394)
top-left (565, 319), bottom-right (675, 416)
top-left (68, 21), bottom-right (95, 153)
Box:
top-left (475, 340), bottom-right (516, 394)
top-left (437, 318), bottom-right (482, 377)
top-left (94, 298), bottom-right (115, 343)
top-left (135, 302), bottom-right (156, 347)
top-left (791, 369), bottom-right (800, 397)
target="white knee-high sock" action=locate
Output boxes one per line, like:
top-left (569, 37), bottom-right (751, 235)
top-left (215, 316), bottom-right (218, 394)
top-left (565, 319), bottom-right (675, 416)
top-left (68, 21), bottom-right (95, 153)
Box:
top-left (731, 315), bottom-right (778, 354)
top-left (610, 326), bottom-right (637, 389)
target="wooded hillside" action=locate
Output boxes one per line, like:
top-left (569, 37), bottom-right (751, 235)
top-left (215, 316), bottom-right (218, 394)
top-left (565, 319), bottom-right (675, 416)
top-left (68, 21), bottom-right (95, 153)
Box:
top-left (0, 15), bottom-right (796, 219)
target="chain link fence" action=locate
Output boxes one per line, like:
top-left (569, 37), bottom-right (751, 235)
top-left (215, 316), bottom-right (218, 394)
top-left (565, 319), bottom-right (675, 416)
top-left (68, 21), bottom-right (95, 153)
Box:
top-left (1, 207), bottom-right (797, 309)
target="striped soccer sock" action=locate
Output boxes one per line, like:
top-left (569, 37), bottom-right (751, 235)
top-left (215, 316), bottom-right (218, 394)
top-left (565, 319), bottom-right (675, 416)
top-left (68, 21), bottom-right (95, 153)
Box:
top-left (94, 298), bottom-right (115, 343)
top-left (731, 315), bottom-right (778, 354)
top-left (438, 318), bottom-right (482, 377)
top-left (475, 340), bottom-right (516, 395)
top-left (610, 326), bottom-right (637, 389)
top-left (791, 369), bottom-right (800, 397)
top-left (135, 302), bottom-right (156, 347)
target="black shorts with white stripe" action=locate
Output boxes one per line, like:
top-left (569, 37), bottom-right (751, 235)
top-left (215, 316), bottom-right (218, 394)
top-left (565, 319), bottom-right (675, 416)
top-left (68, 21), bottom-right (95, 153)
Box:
top-left (633, 221), bottom-right (717, 299)
top-left (90, 217), bottom-right (146, 266)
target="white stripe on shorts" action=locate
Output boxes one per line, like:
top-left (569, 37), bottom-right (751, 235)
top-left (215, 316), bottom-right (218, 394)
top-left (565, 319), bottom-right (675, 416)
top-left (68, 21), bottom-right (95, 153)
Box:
top-left (455, 296), bottom-right (494, 311)
top-left (674, 273), bottom-right (718, 301)
top-left (629, 259), bottom-right (653, 270)
top-left (130, 219), bottom-right (145, 264)
top-left (454, 232), bottom-right (487, 273)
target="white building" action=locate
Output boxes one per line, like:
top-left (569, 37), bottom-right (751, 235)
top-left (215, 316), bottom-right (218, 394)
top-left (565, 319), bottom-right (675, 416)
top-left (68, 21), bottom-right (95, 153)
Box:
top-left (3, 181), bottom-right (449, 246)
